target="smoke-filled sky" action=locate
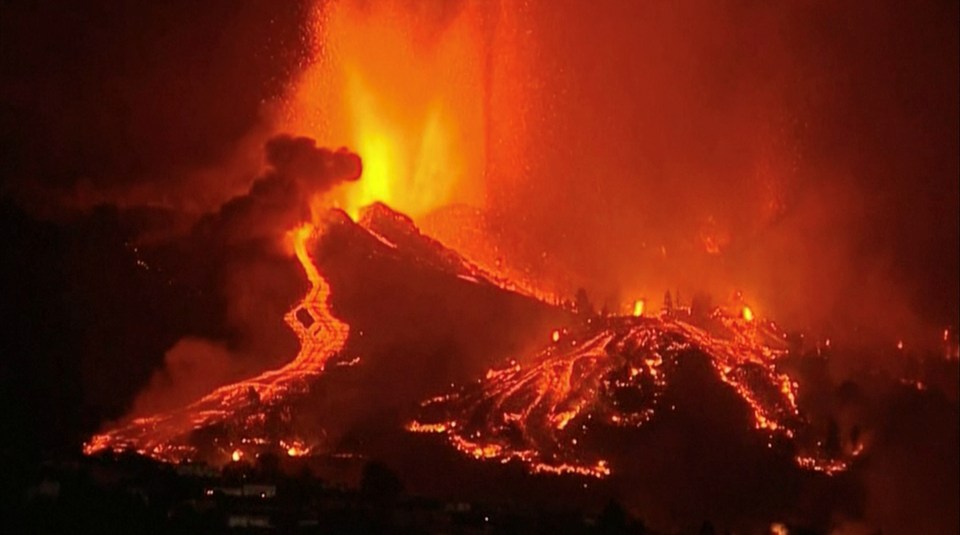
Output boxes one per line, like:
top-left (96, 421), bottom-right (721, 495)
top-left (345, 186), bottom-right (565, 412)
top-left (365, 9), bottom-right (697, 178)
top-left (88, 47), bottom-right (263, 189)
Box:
top-left (483, 0), bottom-right (958, 344)
top-left (2, 0), bottom-right (957, 344)
top-left (1, 4), bottom-right (957, 532)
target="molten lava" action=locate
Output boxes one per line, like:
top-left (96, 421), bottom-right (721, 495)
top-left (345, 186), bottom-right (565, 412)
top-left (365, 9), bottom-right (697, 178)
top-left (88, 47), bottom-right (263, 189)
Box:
top-left (280, 2), bottom-right (558, 304)
top-left (287, 0), bottom-right (490, 219)
top-left (84, 223), bottom-right (349, 463)
top-left (409, 307), bottom-right (853, 478)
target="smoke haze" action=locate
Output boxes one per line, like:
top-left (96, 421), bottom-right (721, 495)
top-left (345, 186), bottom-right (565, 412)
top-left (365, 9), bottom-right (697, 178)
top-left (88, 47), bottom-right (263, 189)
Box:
top-left (4, 0), bottom-right (955, 342)
top-left (479, 0), bottom-right (958, 346)
top-left (1, 1), bottom-right (957, 532)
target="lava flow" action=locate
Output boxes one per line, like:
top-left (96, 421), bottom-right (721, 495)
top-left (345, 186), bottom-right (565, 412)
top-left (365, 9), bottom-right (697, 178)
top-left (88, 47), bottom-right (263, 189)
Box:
top-left (409, 307), bottom-right (853, 478)
top-left (84, 223), bottom-right (348, 463)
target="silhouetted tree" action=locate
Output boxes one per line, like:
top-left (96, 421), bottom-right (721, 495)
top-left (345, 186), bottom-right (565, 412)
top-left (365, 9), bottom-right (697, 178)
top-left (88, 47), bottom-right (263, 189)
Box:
top-left (691, 292), bottom-right (713, 320)
top-left (663, 291), bottom-right (674, 312)
top-left (575, 287), bottom-right (595, 316)
top-left (246, 386), bottom-right (261, 406)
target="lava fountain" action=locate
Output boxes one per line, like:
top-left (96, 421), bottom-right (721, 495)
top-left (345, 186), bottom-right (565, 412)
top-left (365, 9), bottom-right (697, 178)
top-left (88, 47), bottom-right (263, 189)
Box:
top-left (285, 0), bottom-right (500, 219)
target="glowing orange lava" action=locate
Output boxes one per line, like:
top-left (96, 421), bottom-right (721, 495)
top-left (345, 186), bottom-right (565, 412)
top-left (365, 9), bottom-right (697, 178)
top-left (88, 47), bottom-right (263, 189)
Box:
top-left (286, 0), bottom-right (491, 219)
top-left (280, 2), bottom-right (557, 303)
top-left (282, 439), bottom-right (311, 458)
top-left (84, 223), bottom-right (349, 463)
top-left (410, 307), bottom-right (854, 478)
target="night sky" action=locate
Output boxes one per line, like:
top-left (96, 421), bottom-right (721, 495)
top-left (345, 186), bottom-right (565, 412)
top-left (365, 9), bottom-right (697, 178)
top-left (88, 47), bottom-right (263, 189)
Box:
top-left (0, 2), bottom-right (957, 532)
top-left (4, 1), bottom-right (955, 333)
top-left (2, 0), bottom-right (957, 404)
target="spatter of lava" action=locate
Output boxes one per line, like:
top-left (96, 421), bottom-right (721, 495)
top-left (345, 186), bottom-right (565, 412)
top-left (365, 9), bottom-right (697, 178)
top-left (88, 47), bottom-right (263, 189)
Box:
top-left (84, 224), bottom-right (349, 463)
top-left (408, 309), bottom-right (851, 478)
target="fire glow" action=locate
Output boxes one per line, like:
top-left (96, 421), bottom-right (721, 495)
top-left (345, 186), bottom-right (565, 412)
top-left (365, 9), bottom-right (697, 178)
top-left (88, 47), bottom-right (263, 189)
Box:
top-left (287, 0), bottom-right (491, 219)
top-left (6, 0), bottom-right (946, 532)
top-left (76, 1), bottom-right (945, 502)
top-left (84, 224), bottom-right (349, 462)
top-left (409, 306), bottom-right (853, 478)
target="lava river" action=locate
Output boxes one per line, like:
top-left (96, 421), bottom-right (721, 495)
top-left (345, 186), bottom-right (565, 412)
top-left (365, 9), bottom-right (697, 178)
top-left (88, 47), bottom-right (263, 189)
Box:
top-left (84, 223), bottom-right (349, 463)
top-left (408, 309), bottom-right (855, 478)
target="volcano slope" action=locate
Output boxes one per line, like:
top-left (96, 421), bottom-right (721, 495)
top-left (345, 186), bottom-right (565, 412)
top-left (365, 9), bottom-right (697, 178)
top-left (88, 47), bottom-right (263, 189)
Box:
top-left (403, 309), bottom-right (868, 529)
top-left (306, 203), bottom-right (867, 530)
top-left (78, 201), bottom-right (954, 532)
top-left (290, 203), bottom-right (576, 448)
top-left (83, 201), bottom-right (572, 464)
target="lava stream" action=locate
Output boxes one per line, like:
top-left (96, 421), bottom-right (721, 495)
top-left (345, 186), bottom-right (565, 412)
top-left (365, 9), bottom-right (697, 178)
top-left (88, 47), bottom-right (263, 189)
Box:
top-left (84, 223), bottom-right (349, 462)
top-left (409, 310), bottom-right (850, 478)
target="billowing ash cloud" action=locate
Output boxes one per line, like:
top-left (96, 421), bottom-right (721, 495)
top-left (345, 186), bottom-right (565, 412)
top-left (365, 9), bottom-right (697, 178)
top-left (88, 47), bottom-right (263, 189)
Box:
top-left (128, 135), bottom-right (361, 420)
top-left (194, 135), bottom-right (361, 244)
top-left (476, 0), bottom-right (959, 350)
top-left (265, 135), bottom-right (362, 181)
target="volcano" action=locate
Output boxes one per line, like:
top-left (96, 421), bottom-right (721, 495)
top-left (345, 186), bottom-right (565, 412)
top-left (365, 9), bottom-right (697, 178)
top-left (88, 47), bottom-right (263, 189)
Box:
top-left (39, 196), bottom-right (955, 531)
top-left (87, 202), bottom-right (854, 482)
top-left (84, 202), bottom-right (570, 464)
top-left (408, 310), bottom-right (854, 478)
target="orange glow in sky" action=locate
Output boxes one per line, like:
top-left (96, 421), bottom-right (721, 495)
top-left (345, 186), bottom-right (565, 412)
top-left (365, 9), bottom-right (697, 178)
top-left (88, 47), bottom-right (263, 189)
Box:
top-left (285, 0), bottom-right (491, 219)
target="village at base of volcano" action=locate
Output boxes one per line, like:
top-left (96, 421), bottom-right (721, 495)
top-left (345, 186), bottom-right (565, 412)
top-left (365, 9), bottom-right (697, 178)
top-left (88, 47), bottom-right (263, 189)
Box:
top-left (2, 1), bottom-right (957, 534)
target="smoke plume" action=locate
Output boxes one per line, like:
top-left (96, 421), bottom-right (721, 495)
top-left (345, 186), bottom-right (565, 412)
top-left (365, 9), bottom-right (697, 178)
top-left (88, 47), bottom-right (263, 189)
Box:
top-left (125, 135), bottom-right (360, 420)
